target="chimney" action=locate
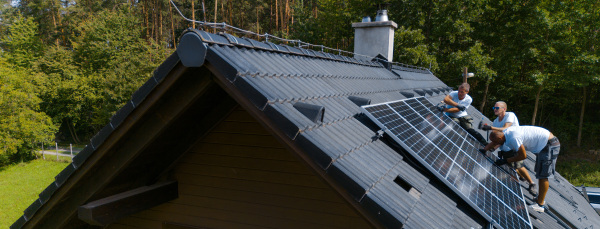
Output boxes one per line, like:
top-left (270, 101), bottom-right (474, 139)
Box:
top-left (352, 8), bottom-right (397, 62)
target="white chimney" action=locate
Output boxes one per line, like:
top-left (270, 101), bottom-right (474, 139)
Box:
top-left (352, 9), bottom-right (397, 62)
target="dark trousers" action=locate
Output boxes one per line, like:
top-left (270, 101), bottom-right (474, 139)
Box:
top-left (452, 115), bottom-right (488, 146)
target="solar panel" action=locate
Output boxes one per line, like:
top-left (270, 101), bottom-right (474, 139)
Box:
top-left (362, 97), bottom-right (532, 229)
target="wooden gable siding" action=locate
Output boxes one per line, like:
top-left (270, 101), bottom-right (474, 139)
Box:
top-left (108, 107), bottom-right (372, 229)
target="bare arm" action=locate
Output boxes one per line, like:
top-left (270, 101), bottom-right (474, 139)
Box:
top-left (443, 94), bottom-right (458, 106)
top-left (507, 145), bottom-right (527, 162)
top-left (443, 94), bottom-right (460, 113)
top-left (492, 122), bottom-right (513, 131)
top-left (483, 140), bottom-right (500, 152)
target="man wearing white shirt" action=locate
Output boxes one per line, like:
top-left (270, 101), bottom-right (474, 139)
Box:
top-left (482, 101), bottom-right (536, 196)
top-left (489, 126), bottom-right (560, 213)
top-left (442, 83), bottom-right (488, 145)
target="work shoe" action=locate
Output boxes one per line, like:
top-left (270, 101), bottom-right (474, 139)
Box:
top-left (529, 202), bottom-right (546, 213)
top-left (527, 183), bottom-right (538, 196)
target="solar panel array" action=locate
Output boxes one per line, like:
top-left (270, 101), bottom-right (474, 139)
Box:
top-left (362, 97), bottom-right (532, 229)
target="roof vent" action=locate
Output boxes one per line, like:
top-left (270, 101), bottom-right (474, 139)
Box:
top-left (348, 96), bottom-right (371, 107)
top-left (414, 89), bottom-right (426, 96)
top-left (400, 91), bottom-right (414, 98)
top-left (293, 102), bottom-right (325, 123)
top-left (375, 10), bottom-right (388, 22)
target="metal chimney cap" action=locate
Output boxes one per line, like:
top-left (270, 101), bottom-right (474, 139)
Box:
top-left (362, 16), bottom-right (371, 22)
top-left (375, 10), bottom-right (388, 22)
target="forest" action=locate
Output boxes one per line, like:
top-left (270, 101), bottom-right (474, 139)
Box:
top-left (0, 0), bottom-right (598, 167)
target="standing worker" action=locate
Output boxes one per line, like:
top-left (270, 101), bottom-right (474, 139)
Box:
top-left (481, 101), bottom-right (537, 196)
top-left (442, 83), bottom-right (488, 146)
top-left (490, 126), bottom-right (560, 212)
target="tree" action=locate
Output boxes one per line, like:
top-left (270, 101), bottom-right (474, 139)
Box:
top-left (0, 56), bottom-right (57, 165)
top-left (1, 16), bottom-right (44, 69)
top-left (68, 7), bottom-right (166, 138)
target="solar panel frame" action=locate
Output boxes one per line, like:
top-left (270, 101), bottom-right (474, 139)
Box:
top-left (362, 97), bottom-right (532, 229)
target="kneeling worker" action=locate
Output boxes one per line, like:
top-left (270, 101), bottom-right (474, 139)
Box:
top-left (489, 126), bottom-right (560, 212)
top-left (442, 83), bottom-right (488, 145)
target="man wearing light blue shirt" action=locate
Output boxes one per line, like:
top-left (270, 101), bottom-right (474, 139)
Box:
top-left (490, 126), bottom-right (560, 213)
top-left (482, 101), bottom-right (536, 196)
top-left (442, 83), bottom-right (487, 146)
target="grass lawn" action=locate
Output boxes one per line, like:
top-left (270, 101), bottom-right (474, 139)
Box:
top-left (0, 159), bottom-right (68, 228)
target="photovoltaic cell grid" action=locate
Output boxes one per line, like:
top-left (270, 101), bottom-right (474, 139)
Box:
top-left (362, 97), bottom-right (532, 229)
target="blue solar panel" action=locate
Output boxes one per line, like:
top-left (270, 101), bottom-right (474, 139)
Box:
top-left (362, 97), bottom-right (532, 229)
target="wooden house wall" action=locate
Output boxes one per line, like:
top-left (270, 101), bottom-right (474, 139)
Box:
top-left (108, 107), bottom-right (372, 229)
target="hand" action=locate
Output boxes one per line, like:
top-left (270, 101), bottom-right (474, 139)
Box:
top-left (478, 149), bottom-right (487, 155)
top-left (494, 158), bottom-right (508, 166)
top-left (456, 104), bottom-right (466, 111)
top-left (481, 125), bottom-right (492, 131)
top-left (437, 105), bottom-right (444, 113)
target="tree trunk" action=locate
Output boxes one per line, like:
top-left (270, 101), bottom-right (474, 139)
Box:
top-left (169, 0), bottom-right (176, 47)
top-left (479, 80), bottom-right (490, 112)
top-left (51, 0), bottom-right (59, 46)
top-left (531, 85), bottom-right (543, 125)
top-left (221, 1), bottom-right (224, 24)
top-left (159, 0), bottom-right (163, 43)
top-left (192, 0), bottom-right (195, 29)
top-left (201, 0), bottom-right (206, 22)
top-left (144, 0), bottom-right (150, 38)
top-left (67, 121), bottom-right (81, 144)
top-left (214, 0), bottom-right (218, 33)
top-left (577, 86), bottom-right (587, 147)
top-left (313, 0), bottom-right (318, 18)
top-left (275, 0), bottom-right (279, 30)
top-left (152, 0), bottom-right (157, 42)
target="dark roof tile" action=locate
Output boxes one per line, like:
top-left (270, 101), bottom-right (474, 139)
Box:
top-left (23, 199), bottom-right (42, 221)
top-left (328, 161), bottom-right (368, 199)
top-left (72, 145), bottom-right (94, 168)
top-left (38, 182), bottom-right (58, 204)
top-left (295, 133), bottom-right (333, 169)
top-left (9, 216), bottom-right (26, 229)
top-left (244, 37), bottom-right (272, 51)
top-left (360, 194), bottom-right (404, 228)
top-left (263, 103), bottom-right (315, 137)
top-left (109, 99), bottom-right (134, 130)
top-left (266, 42), bottom-right (288, 53)
top-left (54, 163), bottom-right (76, 187)
top-left (130, 73), bottom-right (158, 108)
top-left (204, 31), bottom-right (231, 45)
top-left (152, 52), bottom-right (180, 83)
top-left (233, 75), bottom-right (270, 109)
top-left (90, 124), bottom-right (114, 150)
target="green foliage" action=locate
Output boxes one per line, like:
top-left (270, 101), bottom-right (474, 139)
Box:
top-left (394, 26), bottom-right (438, 71)
top-left (1, 16), bottom-right (44, 68)
top-left (38, 8), bottom-right (167, 142)
top-left (0, 159), bottom-right (68, 228)
top-left (0, 18), bottom-right (57, 165)
top-left (557, 159), bottom-right (600, 187)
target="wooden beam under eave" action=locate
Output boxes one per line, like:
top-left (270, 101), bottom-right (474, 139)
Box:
top-left (78, 180), bottom-right (178, 226)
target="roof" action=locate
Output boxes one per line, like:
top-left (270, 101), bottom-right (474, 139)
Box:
top-left (12, 28), bottom-right (600, 229)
